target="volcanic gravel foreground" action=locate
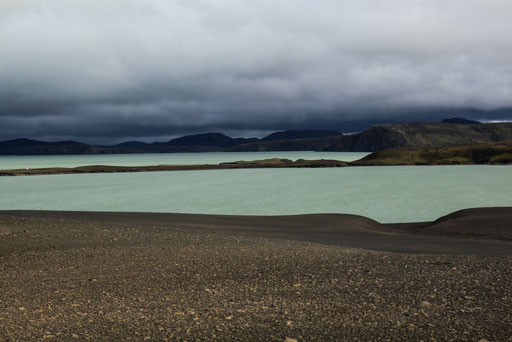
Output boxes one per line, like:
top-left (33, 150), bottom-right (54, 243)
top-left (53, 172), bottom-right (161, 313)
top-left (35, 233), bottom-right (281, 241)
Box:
top-left (0, 209), bottom-right (511, 341)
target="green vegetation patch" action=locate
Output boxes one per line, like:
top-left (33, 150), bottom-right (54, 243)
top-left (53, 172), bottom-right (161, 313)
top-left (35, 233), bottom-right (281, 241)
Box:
top-left (355, 141), bottom-right (512, 165)
top-left (489, 153), bottom-right (512, 164)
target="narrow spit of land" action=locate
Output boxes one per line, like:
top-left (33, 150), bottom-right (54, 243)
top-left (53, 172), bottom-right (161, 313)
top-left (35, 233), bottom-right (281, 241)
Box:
top-left (0, 158), bottom-right (347, 176)
top-left (1, 208), bottom-right (511, 341)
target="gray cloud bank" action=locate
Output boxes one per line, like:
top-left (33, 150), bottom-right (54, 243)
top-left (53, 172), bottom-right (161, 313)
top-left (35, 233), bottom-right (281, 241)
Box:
top-left (1, 0), bottom-right (512, 143)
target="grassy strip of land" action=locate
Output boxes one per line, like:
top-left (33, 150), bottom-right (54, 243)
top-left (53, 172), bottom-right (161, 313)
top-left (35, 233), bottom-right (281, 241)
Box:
top-left (0, 158), bottom-right (347, 176)
top-left (353, 141), bottom-right (512, 165)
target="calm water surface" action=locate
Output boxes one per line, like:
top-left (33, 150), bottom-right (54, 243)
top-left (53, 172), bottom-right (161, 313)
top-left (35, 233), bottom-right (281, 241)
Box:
top-left (1, 165), bottom-right (511, 223)
top-left (0, 152), bottom-right (369, 170)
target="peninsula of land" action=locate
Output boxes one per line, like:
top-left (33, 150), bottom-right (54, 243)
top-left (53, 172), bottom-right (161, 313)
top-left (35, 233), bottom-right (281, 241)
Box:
top-left (0, 158), bottom-right (348, 176)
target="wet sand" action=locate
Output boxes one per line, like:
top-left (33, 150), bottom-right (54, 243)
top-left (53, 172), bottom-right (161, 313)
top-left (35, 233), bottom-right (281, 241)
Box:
top-left (1, 209), bottom-right (511, 341)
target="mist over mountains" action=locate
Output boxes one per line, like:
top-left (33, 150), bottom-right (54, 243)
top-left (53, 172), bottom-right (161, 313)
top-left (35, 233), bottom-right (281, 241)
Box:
top-left (2, 2), bottom-right (512, 144)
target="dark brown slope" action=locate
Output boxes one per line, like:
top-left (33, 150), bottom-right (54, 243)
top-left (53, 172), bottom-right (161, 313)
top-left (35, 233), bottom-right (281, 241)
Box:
top-left (386, 207), bottom-right (512, 241)
top-left (323, 122), bottom-right (512, 152)
top-left (1, 208), bottom-right (511, 254)
top-left (353, 141), bottom-right (512, 165)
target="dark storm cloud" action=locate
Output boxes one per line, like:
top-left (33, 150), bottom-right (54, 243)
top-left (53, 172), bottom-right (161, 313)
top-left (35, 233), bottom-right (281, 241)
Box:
top-left (1, 0), bottom-right (512, 142)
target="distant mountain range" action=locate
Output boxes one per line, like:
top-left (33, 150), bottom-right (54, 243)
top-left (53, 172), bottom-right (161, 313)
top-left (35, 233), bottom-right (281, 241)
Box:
top-left (2, 121), bottom-right (512, 155)
top-left (0, 139), bottom-right (92, 155)
top-left (0, 130), bottom-right (342, 155)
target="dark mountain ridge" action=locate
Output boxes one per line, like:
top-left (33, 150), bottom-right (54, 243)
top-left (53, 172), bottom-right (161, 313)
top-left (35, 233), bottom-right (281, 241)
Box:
top-left (261, 130), bottom-right (342, 142)
top-left (160, 133), bottom-right (259, 148)
top-left (322, 122), bottom-right (512, 152)
top-left (0, 138), bottom-right (91, 155)
top-left (0, 130), bottom-right (341, 155)
top-left (2, 123), bottom-right (512, 155)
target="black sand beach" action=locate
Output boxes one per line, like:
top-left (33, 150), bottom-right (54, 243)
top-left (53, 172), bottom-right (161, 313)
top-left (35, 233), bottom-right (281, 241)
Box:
top-left (1, 209), bottom-right (511, 341)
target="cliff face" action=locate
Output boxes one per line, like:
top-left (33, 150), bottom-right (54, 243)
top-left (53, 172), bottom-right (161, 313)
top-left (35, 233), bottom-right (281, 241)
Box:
top-left (323, 122), bottom-right (512, 152)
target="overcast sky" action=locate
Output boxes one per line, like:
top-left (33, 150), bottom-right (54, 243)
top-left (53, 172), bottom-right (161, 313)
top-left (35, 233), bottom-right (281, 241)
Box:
top-left (1, 0), bottom-right (512, 143)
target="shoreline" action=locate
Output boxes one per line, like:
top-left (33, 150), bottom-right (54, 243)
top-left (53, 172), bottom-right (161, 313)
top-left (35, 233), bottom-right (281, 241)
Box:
top-left (2, 207), bottom-right (511, 252)
top-left (1, 156), bottom-right (511, 177)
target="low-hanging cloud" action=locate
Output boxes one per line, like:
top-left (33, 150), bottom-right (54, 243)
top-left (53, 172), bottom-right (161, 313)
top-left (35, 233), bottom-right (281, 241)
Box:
top-left (1, 0), bottom-right (512, 142)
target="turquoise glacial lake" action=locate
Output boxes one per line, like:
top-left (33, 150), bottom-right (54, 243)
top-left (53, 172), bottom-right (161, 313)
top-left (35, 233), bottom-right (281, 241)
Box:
top-left (1, 159), bottom-right (511, 223)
